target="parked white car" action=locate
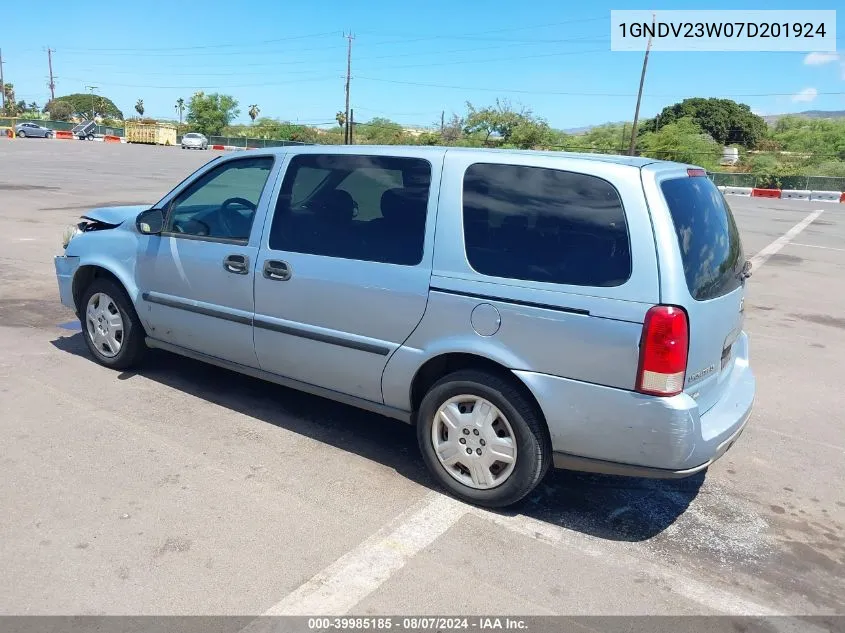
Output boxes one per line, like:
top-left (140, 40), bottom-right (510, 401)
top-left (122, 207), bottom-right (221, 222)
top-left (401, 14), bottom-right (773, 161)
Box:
top-left (181, 133), bottom-right (208, 150)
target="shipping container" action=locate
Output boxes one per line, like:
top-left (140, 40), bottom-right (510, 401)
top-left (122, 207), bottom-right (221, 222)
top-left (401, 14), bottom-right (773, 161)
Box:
top-left (125, 121), bottom-right (177, 146)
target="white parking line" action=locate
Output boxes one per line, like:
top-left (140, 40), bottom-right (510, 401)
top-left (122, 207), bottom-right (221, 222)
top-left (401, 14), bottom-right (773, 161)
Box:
top-left (472, 509), bottom-right (784, 617)
top-left (750, 210), bottom-right (825, 270)
top-left (254, 484), bottom-right (788, 619)
top-left (787, 242), bottom-right (845, 253)
top-left (261, 492), bottom-right (466, 615)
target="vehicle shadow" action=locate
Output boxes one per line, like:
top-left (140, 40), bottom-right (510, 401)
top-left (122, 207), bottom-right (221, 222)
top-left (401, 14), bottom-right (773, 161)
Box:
top-left (51, 332), bottom-right (703, 542)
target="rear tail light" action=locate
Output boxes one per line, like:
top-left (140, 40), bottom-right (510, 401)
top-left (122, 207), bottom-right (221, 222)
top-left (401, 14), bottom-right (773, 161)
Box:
top-left (636, 305), bottom-right (689, 396)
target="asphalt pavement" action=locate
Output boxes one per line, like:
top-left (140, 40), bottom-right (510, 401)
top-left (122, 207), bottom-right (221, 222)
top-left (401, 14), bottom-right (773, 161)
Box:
top-left (0, 140), bottom-right (843, 619)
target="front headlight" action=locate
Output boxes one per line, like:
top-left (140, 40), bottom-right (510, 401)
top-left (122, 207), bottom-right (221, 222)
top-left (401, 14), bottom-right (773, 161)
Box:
top-left (62, 225), bottom-right (82, 250)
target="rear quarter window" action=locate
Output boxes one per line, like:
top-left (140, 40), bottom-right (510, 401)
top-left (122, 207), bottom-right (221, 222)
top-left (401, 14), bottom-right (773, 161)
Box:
top-left (660, 176), bottom-right (744, 301)
top-left (462, 163), bottom-right (631, 287)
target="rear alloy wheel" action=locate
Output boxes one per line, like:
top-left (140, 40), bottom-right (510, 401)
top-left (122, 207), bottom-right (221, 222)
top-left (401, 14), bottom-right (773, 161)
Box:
top-left (17, 130), bottom-right (25, 138)
top-left (417, 369), bottom-right (551, 508)
top-left (80, 278), bottom-right (146, 370)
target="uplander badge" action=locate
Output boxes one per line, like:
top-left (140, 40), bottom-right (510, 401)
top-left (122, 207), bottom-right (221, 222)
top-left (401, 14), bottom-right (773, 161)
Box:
top-left (686, 365), bottom-right (716, 384)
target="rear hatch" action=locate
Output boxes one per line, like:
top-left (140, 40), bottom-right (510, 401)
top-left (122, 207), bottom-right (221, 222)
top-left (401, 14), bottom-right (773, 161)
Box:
top-left (646, 168), bottom-right (748, 414)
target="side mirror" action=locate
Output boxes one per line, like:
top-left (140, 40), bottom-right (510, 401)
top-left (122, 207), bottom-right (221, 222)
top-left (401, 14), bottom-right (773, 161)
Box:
top-left (136, 208), bottom-right (164, 235)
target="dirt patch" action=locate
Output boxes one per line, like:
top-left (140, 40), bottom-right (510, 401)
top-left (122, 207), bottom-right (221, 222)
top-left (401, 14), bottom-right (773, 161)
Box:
top-left (0, 184), bottom-right (59, 191)
top-left (790, 313), bottom-right (845, 330)
top-left (767, 254), bottom-right (803, 266)
top-left (0, 299), bottom-right (76, 329)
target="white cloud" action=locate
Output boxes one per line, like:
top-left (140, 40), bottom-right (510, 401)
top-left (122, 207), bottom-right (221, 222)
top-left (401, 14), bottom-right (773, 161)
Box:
top-left (804, 52), bottom-right (840, 65)
top-left (792, 87), bottom-right (818, 103)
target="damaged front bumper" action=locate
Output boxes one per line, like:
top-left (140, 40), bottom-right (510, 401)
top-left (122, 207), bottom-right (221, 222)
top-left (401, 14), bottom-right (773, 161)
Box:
top-left (54, 255), bottom-right (80, 311)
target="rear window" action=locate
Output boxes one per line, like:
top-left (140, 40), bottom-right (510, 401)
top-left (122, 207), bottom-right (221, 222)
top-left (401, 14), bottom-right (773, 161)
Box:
top-left (661, 176), bottom-right (744, 301)
top-left (462, 163), bottom-right (631, 287)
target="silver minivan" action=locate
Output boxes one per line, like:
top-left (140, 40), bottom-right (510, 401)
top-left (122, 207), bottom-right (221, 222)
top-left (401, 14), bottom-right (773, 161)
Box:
top-left (54, 146), bottom-right (755, 507)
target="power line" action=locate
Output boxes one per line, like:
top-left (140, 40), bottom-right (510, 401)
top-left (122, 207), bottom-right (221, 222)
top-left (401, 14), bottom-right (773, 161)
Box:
top-left (57, 31), bottom-right (341, 53)
top-left (354, 77), bottom-right (845, 99)
top-left (359, 48), bottom-right (609, 72)
top-left (58, 75), bottom-right (341, 90)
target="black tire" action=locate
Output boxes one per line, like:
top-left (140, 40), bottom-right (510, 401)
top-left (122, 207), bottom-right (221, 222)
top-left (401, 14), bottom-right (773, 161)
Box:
top-left (45, 131), bottom-right (53, 139)
top-left (86, 134), bottom-right (94, 141)
top-left (17, 130), bottom-right (25, 138)
top-left (79, 277), bottom-right (146, 370)
top-left (416, 369), bottom-right (551, 508)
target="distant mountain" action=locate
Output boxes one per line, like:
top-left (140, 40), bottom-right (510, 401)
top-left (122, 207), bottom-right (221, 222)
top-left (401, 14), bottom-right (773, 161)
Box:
top-left (762, 110), bottom-right (845, 124)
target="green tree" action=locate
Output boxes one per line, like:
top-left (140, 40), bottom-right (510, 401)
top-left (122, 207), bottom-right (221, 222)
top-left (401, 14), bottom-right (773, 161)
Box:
top-left (47, 100), bottom-right (73, 121)
top-left (44, 94), bottom-right (123, 119)
top-left (2, 83), bottom-right (16, 114)
top-left (335, 111), bottom-right (346, 128)
top-left (638, 117), bottom-right (721, 169)
top-left (359, 117), bottom-right (406, 144)
top-left (186, 91), bottom-right (240, 136)
top-left (135, 99), bottom-right (144, 116)
top-left (248, 104), bottom-right (260, 122)
top-left (577, 123), bottom-right (630, 153)
top-left (651, 98), bottom-right (767, 147)
top-left (770, 115), bottom-right (845, 159)
top-left (440, 113), bottom-right (463, 143)
top-left (175, 97), bottom-right (185, 124)
top-left (463, 99), bottom-right (551, 148)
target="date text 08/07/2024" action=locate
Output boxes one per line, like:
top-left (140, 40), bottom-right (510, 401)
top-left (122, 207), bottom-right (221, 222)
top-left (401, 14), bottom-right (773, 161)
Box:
top-left (307, 617), bottom-right (529, 630)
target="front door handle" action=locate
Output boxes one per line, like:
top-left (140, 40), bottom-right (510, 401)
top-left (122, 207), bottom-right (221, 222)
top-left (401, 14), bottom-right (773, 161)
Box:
top-left (223, 254), bottom-right (249, 275)
top-left (263, 259), bottom-right (291, 281)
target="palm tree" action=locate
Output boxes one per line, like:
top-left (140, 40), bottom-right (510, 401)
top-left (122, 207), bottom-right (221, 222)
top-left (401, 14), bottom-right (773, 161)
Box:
top-left (135, 99), bottom-right (144, 117)
top-left (175, 98), bottom-right (185, 125)
top-left (336, 111), bottom-right (346, 128)
top-left (248, 104), bottom-right (260, 123)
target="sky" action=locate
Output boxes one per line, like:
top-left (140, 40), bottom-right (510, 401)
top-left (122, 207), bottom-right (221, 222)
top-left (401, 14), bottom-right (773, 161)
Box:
top-left (2, 0), bottom-right (843, 130)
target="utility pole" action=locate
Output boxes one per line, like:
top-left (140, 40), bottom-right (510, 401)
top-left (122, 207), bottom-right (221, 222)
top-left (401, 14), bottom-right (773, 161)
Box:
top-left (47, 48), bottom-right (56, 102)
top-left (0, 49), bottom-right (5, 114)
top-left (85, 85), bottom-right (98, 121)
top-left (440, 110), bottom-right (445, 134)
top-left (350, 108), bottom-right (354, 145)
top-left (628, 13), bottom-right (655, 156)
top-left (343, 31), bottom-right (354, 145)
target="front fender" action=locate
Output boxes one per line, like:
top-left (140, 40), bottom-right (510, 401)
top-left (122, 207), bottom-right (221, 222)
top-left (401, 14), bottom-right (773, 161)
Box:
top-left (67, 228), bottom-right (142, 308)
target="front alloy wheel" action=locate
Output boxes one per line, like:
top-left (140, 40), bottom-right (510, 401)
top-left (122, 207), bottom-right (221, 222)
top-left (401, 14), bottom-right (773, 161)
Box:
top-left (80, 277), bottom-right (146, 370)
top-left (85, 292), bottom-right (124, 358)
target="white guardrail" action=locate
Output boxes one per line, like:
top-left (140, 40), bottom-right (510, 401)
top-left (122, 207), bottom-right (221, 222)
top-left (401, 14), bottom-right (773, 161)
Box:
top-left (809, 190), bottom-right (842, 203)
top-left (780, 189), bottom-right (811, 200)
top-left (723, 186), bottom-right (753, 197)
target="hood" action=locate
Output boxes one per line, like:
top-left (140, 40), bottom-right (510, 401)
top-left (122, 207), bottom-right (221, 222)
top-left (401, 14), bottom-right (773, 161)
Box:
top-left (81, 205), bottom-right (150, 226)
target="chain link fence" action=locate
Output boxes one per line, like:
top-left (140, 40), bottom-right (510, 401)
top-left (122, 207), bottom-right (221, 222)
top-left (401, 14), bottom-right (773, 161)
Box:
top-left (201, 136), bottom-right (310, 148)
top-left (709, 172), bottom-right (845, 192)
top-left (0, 117), bottom-right (124, 136)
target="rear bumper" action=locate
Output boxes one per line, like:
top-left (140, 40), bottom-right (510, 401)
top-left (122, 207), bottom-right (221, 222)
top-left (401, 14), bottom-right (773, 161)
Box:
top-left (515, 331), bottom-right (755, 477)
